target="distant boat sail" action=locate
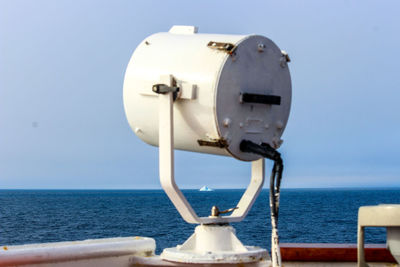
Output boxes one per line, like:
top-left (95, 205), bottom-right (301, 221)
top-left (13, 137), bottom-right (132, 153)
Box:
top-left (199, 186), bottom-right (213, 192)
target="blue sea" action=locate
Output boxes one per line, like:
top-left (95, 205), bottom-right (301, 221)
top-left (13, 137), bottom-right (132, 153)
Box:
top-left (1, 189), bottom-right (399, 254)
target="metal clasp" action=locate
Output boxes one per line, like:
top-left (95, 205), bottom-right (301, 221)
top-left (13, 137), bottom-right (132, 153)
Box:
top-left (207, 41), bottom-right (236, 54)
top-left (152, 84), bottom-right (180, 101)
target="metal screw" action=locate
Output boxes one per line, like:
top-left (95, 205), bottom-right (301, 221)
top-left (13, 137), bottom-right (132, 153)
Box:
top-left (257, 43), bottom-right (265, 52)
top-left (223, 118), bottom-right (231, 127)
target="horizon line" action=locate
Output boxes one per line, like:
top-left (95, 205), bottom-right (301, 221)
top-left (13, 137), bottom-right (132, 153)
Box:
top-left (1, 186), bottom-right (400, 190)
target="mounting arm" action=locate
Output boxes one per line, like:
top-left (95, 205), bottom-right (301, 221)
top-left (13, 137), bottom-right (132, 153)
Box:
top-left (156, 75), bottom-right (265, 224)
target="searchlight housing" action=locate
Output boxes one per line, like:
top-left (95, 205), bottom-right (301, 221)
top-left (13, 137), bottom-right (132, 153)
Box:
top-left (123, 25), bottom-right (292, 266)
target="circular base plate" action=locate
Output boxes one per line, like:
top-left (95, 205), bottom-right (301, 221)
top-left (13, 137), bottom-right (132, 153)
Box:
top-left (161, 246), bottom-right (268, 264)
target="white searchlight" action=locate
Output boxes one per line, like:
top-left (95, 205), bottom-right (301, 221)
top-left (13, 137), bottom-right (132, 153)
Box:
top-left (123, 26), bottom-right (292, 266)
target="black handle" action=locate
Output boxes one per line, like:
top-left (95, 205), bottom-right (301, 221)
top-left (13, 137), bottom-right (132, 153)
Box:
top-left (240, 93), bottom-right (281, 105)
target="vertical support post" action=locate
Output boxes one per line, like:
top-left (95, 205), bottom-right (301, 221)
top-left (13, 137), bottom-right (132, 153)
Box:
top-left (158, 87), bottom-right (199, 224)
top-left (159, 91), bottom-right (174, 195)
top-left (357, 225), bottom-right (367, 267)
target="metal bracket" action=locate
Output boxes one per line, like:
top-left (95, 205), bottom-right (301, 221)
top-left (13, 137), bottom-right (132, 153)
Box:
top-left (158, 77), bottom-right (265, 224)
top-left (281, 50), bottom-right (291, 62)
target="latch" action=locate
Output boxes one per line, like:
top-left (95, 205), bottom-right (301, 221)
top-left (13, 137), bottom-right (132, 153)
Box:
top-left (152, 84), bottom-right (180, 101)
top-left (197, 138), bottom-right (228, 148)
top-left (207, 41), bottom-right (236, 54)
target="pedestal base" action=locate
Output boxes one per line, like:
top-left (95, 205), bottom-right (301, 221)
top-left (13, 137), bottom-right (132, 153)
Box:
top-left (161, 224), bottom-right (269, 264)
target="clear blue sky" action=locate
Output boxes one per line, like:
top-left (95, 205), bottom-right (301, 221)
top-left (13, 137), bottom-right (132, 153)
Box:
top-left (1, 0), bottom-right (399, 189)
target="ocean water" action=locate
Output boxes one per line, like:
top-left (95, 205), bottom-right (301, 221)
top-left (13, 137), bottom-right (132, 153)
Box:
top-left (0, 189), bottom-right (399, 254)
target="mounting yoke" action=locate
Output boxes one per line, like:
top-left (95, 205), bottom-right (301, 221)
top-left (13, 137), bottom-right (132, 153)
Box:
top-left (156, 76), bottom-right (265, 224)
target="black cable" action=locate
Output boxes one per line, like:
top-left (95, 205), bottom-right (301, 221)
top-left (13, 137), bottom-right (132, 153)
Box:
top-left (240, 139), bottom-right (284, 267)
top-left (240, 140), bottom-right (283, 214)
top-left (240, 140), bottom-right (281, 162)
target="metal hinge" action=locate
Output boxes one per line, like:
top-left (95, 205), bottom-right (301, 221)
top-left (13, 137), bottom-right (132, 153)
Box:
top-left (207, 41), bottom-right (236, 54)
top-left (197, 138), bottom-right (228, 148)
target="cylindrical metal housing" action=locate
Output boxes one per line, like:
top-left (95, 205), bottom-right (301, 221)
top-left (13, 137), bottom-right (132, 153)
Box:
top-left (123, 26), bottom-right (291, 161)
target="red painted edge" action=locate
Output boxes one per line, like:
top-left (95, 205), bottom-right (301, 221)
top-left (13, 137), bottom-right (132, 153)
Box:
top-left (280, 243), bottom-right (396, 262)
